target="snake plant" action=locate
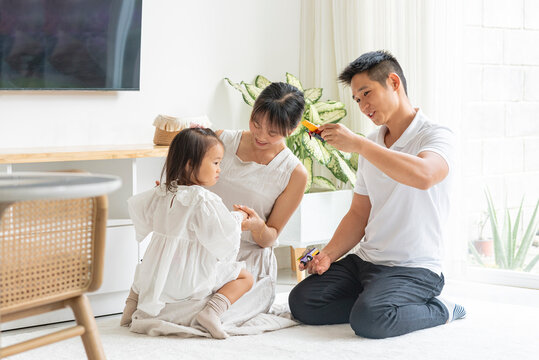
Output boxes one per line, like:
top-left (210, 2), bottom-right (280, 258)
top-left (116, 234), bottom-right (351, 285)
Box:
top-left (470, 190), bottom-right (539, 272)
top-left (226, 73), bottom-right (358, 193)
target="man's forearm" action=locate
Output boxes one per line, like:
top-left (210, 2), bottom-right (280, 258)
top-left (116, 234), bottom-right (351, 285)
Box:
top-left (354, 136), bottom-right (435, 189)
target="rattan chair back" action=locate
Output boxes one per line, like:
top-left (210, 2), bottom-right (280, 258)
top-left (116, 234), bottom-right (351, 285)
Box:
top-left (0, 196), bottom-right (107, 359)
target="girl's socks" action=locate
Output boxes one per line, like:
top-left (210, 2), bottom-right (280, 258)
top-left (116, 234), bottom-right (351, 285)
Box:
top-left (120, 288), bottom-right (139, 327)
top-left (196, 293), bottom-right (231, 339)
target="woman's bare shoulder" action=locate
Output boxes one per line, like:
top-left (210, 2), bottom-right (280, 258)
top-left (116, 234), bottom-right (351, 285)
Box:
top-left (289, 163), bottom-right (308, 187)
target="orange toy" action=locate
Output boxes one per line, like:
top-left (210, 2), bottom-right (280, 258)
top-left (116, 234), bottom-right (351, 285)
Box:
top-left (301, 119), bottom-right (325, 142)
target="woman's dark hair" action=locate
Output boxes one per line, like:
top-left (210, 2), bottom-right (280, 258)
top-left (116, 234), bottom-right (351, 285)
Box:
top-left (338, 50), bottom-right (408, 95)
top-left (161, 127), bottom-right (223, 192)
top-left (250, 82), bottom-right (305, 137)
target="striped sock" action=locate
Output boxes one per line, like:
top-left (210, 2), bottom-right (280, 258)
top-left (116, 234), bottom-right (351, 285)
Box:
top-left (436, 296), bottom-right (466, 323)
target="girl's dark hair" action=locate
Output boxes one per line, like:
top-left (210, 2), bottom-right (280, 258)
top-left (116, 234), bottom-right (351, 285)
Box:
top-left (161, 127), bottom-right (223, 192)
top-left (250, 82), bottom-right (305, 137)
top-left (338, 50), bottom-right (408, 95)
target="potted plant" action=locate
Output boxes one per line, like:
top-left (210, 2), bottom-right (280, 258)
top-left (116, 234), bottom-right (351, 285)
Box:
top-left (469, 190), bottom-right (539, 272)
top-left (226, 73), bottom-right (359, 280)
top-left (469, 211), bottom-right (494, 258)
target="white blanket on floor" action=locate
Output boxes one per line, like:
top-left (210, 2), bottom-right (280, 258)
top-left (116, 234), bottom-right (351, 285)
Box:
top-left (129, 287), bottom-right (298, 338)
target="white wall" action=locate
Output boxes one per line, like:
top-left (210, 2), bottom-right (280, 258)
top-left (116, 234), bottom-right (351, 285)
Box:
top-left (0, 0), bottom-right (301, 148)
top-left (462, 0), bottom-right (539, 242)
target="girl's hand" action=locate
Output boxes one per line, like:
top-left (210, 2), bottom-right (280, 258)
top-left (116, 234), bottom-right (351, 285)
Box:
top-left (233, 204), bottom-right (265, 233)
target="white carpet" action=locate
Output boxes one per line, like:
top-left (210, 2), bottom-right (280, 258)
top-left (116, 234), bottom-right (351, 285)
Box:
top-left (2, 284), bottom-right (539, 360)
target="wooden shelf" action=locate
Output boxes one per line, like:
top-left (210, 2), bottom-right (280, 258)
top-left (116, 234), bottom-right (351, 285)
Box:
top-left (0, 144), bottom-right (169, 164)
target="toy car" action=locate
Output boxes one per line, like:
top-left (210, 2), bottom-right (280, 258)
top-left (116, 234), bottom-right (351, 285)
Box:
top-left (297, 247), bottom-right (320, 267)
top-left (301, 119), bottom-right (325, 142)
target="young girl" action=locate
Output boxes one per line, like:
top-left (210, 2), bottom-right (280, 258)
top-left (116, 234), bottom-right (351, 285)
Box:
top-left (121, 127), bottom-right (253, 339)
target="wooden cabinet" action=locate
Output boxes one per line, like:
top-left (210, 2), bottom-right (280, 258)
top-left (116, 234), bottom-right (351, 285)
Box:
top-left (0, 145), bottom-right (167, 330)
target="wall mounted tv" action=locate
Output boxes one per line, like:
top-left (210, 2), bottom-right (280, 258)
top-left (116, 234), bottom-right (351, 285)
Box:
top-left (0, 0), bottom-right (142, 91)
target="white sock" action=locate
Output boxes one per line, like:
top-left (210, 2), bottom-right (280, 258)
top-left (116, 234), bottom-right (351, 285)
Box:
top-left (436, 296), bottom-right (466, 323)
top-left (120, 288), bottom-right (139, 327)
top-left (196, 293), bottom-right (231, 339)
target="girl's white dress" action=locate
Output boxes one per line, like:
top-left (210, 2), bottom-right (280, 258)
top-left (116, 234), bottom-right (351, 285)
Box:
top-left (128, 184), bottom-right (244, 317)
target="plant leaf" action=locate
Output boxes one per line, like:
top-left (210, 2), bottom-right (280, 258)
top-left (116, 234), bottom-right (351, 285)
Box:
top-left (314, 101), bottom-right (345, 113)
top-left (348, 152), bottom-right (359, 172)
top-left (309, 105), bottom-right (322, 125)
top-left (304, 88), bottom-right (323, 104)
top-left (312, 176), bottom-right (337, 191)
top-left (254, 75), bottom-right (271, 89)
top-left (327, 149), bottom-right (357, 185)
top-left (338, 151), bottom-right (359, 172)
top-left (225, 78), bottom-right (254, 106)
top-left (511, 197), bottom-right (524, 264)
top-left (485, 189), bottom-right (507, 268)
top-left (514, 199), bottom-right (539, 269)
top-left (502, 209), bottom-right (512, 268)
top-left (242, 82), bottom-right (263, 100)
top-left (301, 131), bottom-right (331, 165)
top-left (286, 73), bottom-right (304, 91)
top-left (320, 109), bottom-right (347, 124)
top-left (302, 157), bottom-right (313, 193)
top-left (523, 253), bottom-right (539, 272)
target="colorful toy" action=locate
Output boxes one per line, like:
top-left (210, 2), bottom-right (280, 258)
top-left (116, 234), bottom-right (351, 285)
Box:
top-left (301, 119), bottom-right (325, 142)
top-left (297, 247), bottom-right (320, 267)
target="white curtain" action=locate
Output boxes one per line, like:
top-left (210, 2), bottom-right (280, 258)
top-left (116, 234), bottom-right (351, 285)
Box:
top-left (300, 0), bottom-right (466, 275)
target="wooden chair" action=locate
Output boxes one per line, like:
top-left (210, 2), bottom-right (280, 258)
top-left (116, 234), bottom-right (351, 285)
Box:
top-left (0, 196), bottom-right (108, 359)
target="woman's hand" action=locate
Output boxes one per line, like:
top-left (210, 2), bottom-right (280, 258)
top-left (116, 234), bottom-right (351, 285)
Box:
top-left (236, 209), bottom-right (248, 221)
top-left (233, 204), bottom-right (265, 233)
top-left (299, 251), bottom-right (331, 275)
top-left (319, 123), bottom-right (362, 153)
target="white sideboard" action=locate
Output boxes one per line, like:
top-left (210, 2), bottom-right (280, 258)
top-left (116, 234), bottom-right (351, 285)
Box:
top-left (0, 145), bottom-right (167, 330)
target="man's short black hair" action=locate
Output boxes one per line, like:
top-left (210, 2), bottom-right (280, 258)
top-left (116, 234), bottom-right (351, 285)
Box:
top-left (338, 50), bottom-right (408, 95)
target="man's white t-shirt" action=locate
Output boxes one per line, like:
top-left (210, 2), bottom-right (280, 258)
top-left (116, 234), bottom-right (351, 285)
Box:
top-left (353, 109), bottom-right (454, 275)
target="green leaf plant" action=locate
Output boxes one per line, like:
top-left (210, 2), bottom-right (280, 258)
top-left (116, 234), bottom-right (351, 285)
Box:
top-left (226, 73), bottom-right (360, 193)
top-left (480, 189), bottom-right (539, 272)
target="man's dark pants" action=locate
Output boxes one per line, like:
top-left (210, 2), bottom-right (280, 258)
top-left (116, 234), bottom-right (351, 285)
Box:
top-left (288, 254), bottom-right (448, 339)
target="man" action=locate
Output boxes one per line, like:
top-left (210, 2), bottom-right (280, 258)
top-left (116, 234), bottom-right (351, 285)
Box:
top-left (288, 50), bottom-right (465, 339)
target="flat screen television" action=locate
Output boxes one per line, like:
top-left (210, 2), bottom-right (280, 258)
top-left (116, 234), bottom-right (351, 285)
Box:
top-left (0, 0), bottom-right (142, 90)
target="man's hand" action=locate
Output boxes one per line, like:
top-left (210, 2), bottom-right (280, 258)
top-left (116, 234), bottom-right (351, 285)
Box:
top-left (319, 123), bottom-right (362, 153)
top-left (299, 251), bottom-right (332, 275)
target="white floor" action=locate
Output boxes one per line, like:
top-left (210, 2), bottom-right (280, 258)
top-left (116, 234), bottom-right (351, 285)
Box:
top-left (2, 270), bottom-right (539, 360)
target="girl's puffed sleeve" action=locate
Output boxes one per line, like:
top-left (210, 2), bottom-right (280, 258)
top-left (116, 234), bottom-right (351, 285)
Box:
top-left (190, 197), bottom-right (242, 261)
top-left (127, 189), bottom-right (156, 242)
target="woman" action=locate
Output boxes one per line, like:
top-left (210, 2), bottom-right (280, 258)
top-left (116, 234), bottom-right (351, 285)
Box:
top-left (212, 82), bottom-right (307, 324)
top-left (126, 82), bottom-right (307, 337)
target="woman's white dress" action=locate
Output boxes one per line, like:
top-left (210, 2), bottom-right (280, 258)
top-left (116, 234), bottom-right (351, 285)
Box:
top-left (210, 130), bottom-right (301, 323)
top-left (128, 185), bottom-right (244, 317)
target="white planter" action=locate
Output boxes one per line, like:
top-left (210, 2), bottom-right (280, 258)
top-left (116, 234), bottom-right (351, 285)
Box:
top-left (278, 189), bottom-right (353, 248)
